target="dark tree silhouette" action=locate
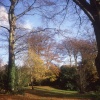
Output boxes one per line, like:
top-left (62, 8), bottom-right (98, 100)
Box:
top-left (72, 0), bottom-right (100, 78)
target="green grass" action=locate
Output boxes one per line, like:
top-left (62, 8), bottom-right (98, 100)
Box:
top-left (25, 86), bottom-right (96, 99)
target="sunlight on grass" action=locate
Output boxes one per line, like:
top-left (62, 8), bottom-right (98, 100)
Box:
top-left (34, 86), bottom-right (77, 94)
top-left (28, 86), bottom-right (95, 99)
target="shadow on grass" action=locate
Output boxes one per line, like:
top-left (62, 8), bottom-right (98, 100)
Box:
top-left (24, 86), bottom-right (95, 99)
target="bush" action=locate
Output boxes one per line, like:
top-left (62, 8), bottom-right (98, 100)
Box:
top-left (0, 66), bottom-right (8, 91)
top-left (58, 66), bottom-right (78, 90)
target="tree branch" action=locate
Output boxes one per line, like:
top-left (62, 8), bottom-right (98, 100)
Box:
top-left (16, 0), bottom-right (36, 19)
top-left (0, 26), bottom-right (10, 32)
top-left (0, 2), bottom-right (9, 7)
top-left (73, 0), bottom-right (95, 22)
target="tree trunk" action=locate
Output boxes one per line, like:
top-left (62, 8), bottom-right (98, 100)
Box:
top-left (72, 0), bottom-right (100, 80)
top-left (8, 0), bottom-right (16, 91)
top-left (93, 22), bottom-right (100, 78)
top-left (74, 55), bottom-right (77, 67)
top-left (31, 79), bottom-right (34, 90)
top-left (31, 75), bottom-right (34, 90)
top-left (69, 54), bottom-right (72, 67)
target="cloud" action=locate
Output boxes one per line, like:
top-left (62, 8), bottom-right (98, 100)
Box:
top-left (17, 20), bottom-right (33, 30)
top-left (0, 6), bottom-right (8, 27)
top-left (23, 20), bottom-right (33, 30)
top-left (0, 6), bottom-right (33, 30)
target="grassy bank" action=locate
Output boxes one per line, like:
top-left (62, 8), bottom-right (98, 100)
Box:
top-left (0, 86), bottom-right (98, 100)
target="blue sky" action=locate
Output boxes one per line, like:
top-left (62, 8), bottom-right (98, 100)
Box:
top-left (0, 0), bottom-right (94, 66)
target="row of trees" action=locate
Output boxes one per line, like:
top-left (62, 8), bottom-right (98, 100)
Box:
top-left (0, 0), bottom-right (100, 92)
top-left (0, 29), bottom-right (98, 93)
top-left (0, 60), bottom-right (99, 93)
top-left (18, 31), bottom-right (99, 93)
top-left (58, 37), bottom-right (97, 67)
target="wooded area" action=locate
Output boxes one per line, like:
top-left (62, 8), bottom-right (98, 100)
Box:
top-left (0, 0), bottom-right (100, 99)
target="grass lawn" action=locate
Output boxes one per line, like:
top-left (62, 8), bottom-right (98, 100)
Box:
top-left (0, 86), bottom-right (98, 100)
top-left (26, 86), bottom-right (95, 99)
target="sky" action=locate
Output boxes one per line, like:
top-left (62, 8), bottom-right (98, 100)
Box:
top-left (0, 0), bottom-right (94, 66)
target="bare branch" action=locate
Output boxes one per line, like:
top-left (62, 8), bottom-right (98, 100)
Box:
top-left (73, 0), bottom-right (94, 22)
top-left (0, 26), bottom-right (10, 32)
top-left (0, 2), bottom-right (9, 7)
top-left (16, 0), bottom-right (36, 19)
top-left (41, 5), bottom-right (68, 20)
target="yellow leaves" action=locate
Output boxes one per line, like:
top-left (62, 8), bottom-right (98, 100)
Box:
top-left (28, 48), bottom-right (44, 67)
top-left (49, 74), bottom-right (57, 82)
top-left (28, 48), bottom-right (48, 83)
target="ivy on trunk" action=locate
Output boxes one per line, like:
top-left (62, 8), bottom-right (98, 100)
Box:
top-left (8, 0), bottom-right (16, 91)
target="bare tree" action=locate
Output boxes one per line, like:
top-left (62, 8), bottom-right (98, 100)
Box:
top-left (48, 0), bottom-right (100, 78)
top-left (28, 29), bottom-right (60, 67)
top-left (58, 38), bottom-right (78, 67)
top-left (69, 0), bottom-right (100, 78)
top-left (57, 36), bottom-right (96, 67)
top-left (0, 0), bottom-right (56, 91)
